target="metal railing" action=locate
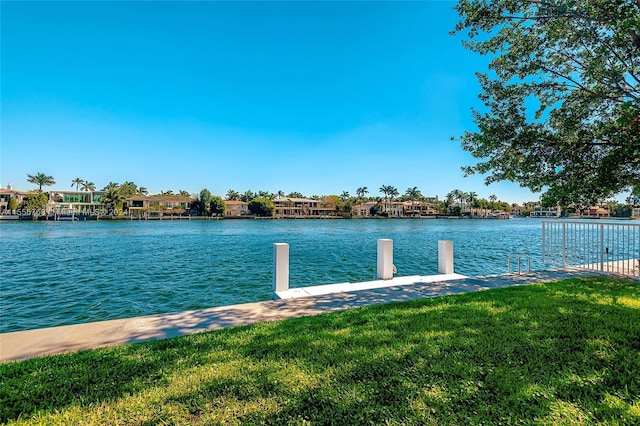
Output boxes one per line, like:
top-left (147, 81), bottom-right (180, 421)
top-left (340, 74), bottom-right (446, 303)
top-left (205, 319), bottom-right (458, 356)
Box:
top-left (542, 221), bottom-right (640, 278)
top-left (508, 254), bottom-right (531, 275)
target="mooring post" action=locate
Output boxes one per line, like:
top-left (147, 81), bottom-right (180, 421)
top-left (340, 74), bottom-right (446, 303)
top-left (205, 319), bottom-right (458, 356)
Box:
top-left (377, 239), bottom-right (394, 280)
top-left (273, 243), bottom-right (289, 293)
top-left (438, 240), bottom-right (454, 274)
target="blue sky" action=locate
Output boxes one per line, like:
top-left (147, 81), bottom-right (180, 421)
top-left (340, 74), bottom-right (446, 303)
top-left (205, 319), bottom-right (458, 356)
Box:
top-left (1, 0), bottom-right (540, 203)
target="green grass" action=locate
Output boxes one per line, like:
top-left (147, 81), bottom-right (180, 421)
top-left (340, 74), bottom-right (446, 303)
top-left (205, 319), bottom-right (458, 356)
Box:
top-left (1, 276), bottom-right (639, 425)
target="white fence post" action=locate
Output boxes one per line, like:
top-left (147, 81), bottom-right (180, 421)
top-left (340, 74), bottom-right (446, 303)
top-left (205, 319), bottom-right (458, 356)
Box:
top-left (377, 239), bottom-right (393, 280)
top-left (438, 240), bottom-right (454, 274)
top-left (273, 243), bottom-right (289, 293)
top-left (562, 222), bottom-right (567, 269)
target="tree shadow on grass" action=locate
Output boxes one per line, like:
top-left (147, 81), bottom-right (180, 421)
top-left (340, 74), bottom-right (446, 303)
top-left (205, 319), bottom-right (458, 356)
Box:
top-left (1, 277), bottom-right (639, 424)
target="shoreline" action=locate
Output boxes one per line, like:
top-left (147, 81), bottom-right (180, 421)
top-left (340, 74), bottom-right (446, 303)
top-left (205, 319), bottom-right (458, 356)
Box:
top-left (0, 268), bottom-right (598, 363)
top-left (1, 215), bottom-right (638, 222)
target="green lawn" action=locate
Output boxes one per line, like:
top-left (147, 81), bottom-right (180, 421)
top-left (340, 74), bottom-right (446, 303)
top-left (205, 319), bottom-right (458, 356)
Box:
top-left (1, 276), bottom-right (639, 425)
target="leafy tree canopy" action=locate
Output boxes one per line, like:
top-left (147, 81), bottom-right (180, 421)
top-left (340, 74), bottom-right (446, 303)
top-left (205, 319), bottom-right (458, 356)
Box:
top-left (248, 198), bottom-right (275, 217)
top-left (7, 196), bottom-right (18, 211)
top-left (102, 188), bottom-right (125, 212)
top-left (454, 0), bottom-right (640, 207)
top-left (209, 196), bottom-right (226, 216)
top-left (20, 192), bottom-right (48, 212)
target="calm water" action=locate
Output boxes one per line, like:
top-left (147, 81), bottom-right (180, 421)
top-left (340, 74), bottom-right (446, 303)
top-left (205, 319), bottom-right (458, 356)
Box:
top-left (2, 218), bottom-right (546, 332)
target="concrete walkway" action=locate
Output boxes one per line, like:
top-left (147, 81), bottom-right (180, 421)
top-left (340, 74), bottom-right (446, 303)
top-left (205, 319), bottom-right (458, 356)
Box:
top-left (0, 269), bottom-right (597, 363)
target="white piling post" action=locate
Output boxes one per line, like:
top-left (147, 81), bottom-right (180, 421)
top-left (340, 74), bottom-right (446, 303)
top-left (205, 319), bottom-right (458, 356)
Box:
top-left (377, 239), bottom-right (394, 280)
top-left (273, 243), bottom-right (289, 293)
top-left (438, 240), bottom-right (454, 274)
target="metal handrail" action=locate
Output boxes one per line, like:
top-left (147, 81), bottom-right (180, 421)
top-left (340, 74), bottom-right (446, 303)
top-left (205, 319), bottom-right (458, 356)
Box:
top-left (508, 254), bottom-right (531, 275)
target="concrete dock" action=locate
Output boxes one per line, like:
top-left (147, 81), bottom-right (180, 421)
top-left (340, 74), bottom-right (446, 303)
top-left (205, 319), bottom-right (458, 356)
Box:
top-left (0, 269), bottom-right (599, 363)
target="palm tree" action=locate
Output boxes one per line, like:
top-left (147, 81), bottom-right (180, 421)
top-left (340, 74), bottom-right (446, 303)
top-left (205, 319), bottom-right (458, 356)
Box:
top-left (81, 181), bottom-right (96, 192)
top-left (137, 187), bottom-right (149, 196)
top-left (447, 189), bottom-right (466, 215)
top-left (71, 177), bottom-right (83, 191)
top-left (226, 189), bottom-right (240, 201)
top-left (102, 182), bottom-right (119, 191)
top-left (405, 187), bottom-right (422, 217)
top-left (27, 173), bottom-right (55, 192)
top-left (340, 191), bottom-right (350, 201)
top-left (379, 185), bottom-right (391, 214)
top-left (445, 192), bottom-right (453, 211)
top-left (257, 190), bottom-right (272, 199)
top-left (389, 187), bottom-right (399, 216)
top-left (468, 191), bottom-right (478, 216)
top-left (102, 187), bottom-right (125, 213)
top-left (379, 185), bottom-right (398, 216)
top-left (356, 186), bottom-right (369, 201)
top-left (276, 190), bottom-right (285, 199)
top-left (489, 194), bottom-right (498, 210)
top-left (119, 182), bottom-right (138, 198)
top-left (241, 190), bottom-right (255, 202)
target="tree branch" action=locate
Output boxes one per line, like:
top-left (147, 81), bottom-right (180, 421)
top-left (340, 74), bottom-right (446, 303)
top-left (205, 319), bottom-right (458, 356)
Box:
top-left (630, 30), bottom-right (640, 50)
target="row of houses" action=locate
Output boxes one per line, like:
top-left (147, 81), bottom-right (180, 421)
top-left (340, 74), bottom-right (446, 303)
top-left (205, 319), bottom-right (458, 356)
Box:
top-left (2, 186), bottom-right (639, 219)
top-left (228, 199), bottom-right (438, 218)
top-left (0, 188), bottom-right (440, 218)
top-left (0, 187), bottom-right (194, 216)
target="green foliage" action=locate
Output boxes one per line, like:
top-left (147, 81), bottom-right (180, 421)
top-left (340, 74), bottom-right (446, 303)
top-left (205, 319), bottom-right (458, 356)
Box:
top-left (321, 195), bottom-right (339, 209)
top-left (226, 189), bottom-right (240, 201)
top-left (71, 177), bottom-right (84, 191)
top-left (356, 186), bottom-right (369, 201)
top-left (241, 190), bottom-right (255, 202)
top-left (199, 189), bottom-right (212, 204)
top-left (101, 182), bottom-right (119, 191)
top-left (101, 188), bottom-right (125, 213)
top-left (196, 189), bottom-right (212, 216)
top-left (209, 195), bottom-right (226, 216)
top-left (454, 0), bottom-right (640, 207)
top-left (336, 198), bottom-right (353, 217)
top-left (26, 172), bottom-right (55, 192)
top-left (7, 196), bottom-right (18, 211)
top-left (248, 197), bottom-right (275, 217)
top-left (119, 182), bottom-right (138, 198)
top-left (19, 192), bottom-right (48, 212)
top-left (1, 277), bottom-right (639, 424)
top-left (81, 181), bottom-right (96, 192)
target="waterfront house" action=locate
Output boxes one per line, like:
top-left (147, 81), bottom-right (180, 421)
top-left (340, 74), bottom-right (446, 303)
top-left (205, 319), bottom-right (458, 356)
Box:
top-left (0, 184), bottom-right (27, 214)
top-left (126, 196), bottom-right (194, 217)
top-left (352, 200), bottom-right (438, 217)
top-left (580, 206), bottom-right (610, 218)
top-left (402, 200), bottom-right (438, 217)
top-left (530, 205), bottom-right (562, 217)
top-left (224, 200), bottom-right (249, 217)
top-left (385, 201), bottom-right (404, 217)
top-left (273, 197), bottom-right (335, 217)
top-left (352, 202), bottom-right (380, 217)
top-left (510, 205), bottom-right (526, 217)
top-left (49, 190), bottom-right (107, 214)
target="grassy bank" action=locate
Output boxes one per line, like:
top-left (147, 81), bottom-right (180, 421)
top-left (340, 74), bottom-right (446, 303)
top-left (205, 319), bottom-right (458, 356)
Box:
top-left (1, 276), bottom-right (639, 425)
